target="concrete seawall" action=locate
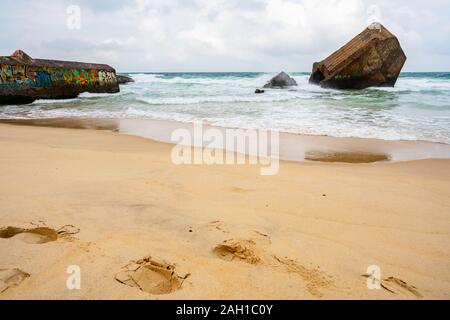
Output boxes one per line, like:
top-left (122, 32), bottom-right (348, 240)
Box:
top-left (0, 50), bottom-right (119, 105)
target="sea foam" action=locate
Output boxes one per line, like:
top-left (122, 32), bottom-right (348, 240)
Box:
top-left (1, 72), bottom-right (450, 144)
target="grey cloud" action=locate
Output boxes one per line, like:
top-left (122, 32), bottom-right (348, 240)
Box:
top-left (1, 0), bottom-right (449, 71)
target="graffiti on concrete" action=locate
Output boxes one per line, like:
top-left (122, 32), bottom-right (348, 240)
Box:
top-left (36, 71), bottom-right (52, 87)
top-left (98, 70), bottom-right (117, 86)
top-left (0, 50), bottom-right (120, 104)
top-left (0, 64), bottom-right (33, 87)
top-left (0, 64), bottom-right (117, 89)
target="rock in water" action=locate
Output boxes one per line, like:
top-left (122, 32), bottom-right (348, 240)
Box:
top-left (263, 71), bottom-right (297, 88)
top-left (255, 89), bottom-right (265, 94)
top-left (117, 75), bottom-right (135, 84)
top-left (0, 50), bottom-right (120, 105)
top-left (309, 23), bottom-right (406, 89)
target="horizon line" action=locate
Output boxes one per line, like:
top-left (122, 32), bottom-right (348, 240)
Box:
top-left (116, 70), bottom-right (450, 74)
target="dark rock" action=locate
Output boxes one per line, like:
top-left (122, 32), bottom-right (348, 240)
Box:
top-left (255, 89), bottom-right (265, 94)
top-left (117, 75), bottom-right (135, 84)
top-left (263, 71), bottom-right (297, 88)
top-left (0, 50), bottom-right (120, 105)
top-left (309, 23), bottom-right (407, 89)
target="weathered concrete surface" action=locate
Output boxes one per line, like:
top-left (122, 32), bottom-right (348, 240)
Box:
top-left (309, 23), bottom-right (407, 89)
top-left (263, 71), bottom-right (297, 88)
top-left (0, 50), bottom-right (119, 105)
top-left (117, 75), bottom-right (135, 84)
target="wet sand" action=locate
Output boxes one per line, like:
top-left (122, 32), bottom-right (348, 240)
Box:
top-left (2, 117), bottom-right (450, 163)
top-left (0, 123), bottom-right (450, 299)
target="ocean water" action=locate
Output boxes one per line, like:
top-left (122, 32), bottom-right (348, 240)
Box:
top-left (1, 72), bottom-right (450, 144)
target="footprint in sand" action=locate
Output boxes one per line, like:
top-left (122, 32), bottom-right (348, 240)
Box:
top-left (0, 224), bottom-right (79, 244)
top-left (212, 230), bottom-right (333, 297)
top-left (362, 274), bottom-right (422, 298)
top-left (214, 239), bottom-right (262, 264)
top-left (272, 255), bottom-right (334, 298)
top-left (115, 256), bottom-right (190, 295)
top-left (0, 268), bottom-right (30, 293)
top-left (381, 277), bottom-right (422, 298)
top-left (212, 229), bottom-right (272, 264)
top-left (0, 226), bottom-right (58, 244)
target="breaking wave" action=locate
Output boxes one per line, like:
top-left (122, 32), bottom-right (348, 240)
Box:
top-left (1, 72), bottom-right (450, 144)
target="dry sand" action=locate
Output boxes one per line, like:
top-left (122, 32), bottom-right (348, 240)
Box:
top-left (0, 123), bottom-right (449, 299)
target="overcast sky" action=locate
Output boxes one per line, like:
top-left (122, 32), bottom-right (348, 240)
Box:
top-left (1, 0), bottom-right (449, 72)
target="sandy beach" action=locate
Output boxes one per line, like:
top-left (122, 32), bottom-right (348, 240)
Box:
top-left (0, 122), bottom-right (449, 299)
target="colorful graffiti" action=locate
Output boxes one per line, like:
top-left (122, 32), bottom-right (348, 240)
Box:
top-left (36, 71), bottom-right (52, 87)
top-left (68, 68), bottom-right (97, 87)
top-left (0, 64), bottom-right (34, 86)
top-left (0, 63), bottom-right (117, 89)
top-left (1, 50), bottom-right (120, 104)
